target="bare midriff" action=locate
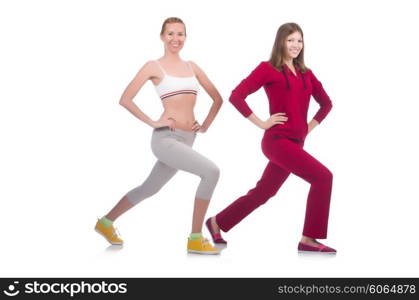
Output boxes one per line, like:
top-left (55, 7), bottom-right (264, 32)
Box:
top-left (158, 93), bottom-right (197, 131)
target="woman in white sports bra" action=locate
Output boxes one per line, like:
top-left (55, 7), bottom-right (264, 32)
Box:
top-left (94, 17), bottom-right (224, 254)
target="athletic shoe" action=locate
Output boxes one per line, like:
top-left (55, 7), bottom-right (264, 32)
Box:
top-left (94, 219), bottom-right (123, 245)
top-left (187, 236), bottom-right (220, 255)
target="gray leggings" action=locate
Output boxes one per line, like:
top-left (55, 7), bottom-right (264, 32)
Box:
top-left (126, 127), bottom-right (220, 205)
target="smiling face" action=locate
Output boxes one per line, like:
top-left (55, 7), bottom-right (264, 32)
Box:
top-left (269, 23), bottom-right (307, 72)
top-left (284, 31), bottom-right (303, 60)
top-left (160, 22), bottom-right (186, 54)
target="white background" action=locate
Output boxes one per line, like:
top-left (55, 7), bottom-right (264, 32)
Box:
top-left (1, 0), bottom-right (418, 277)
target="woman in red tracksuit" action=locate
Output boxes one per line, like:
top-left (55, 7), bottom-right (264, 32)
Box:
top-left (206, 23), bottom-right (336, 253)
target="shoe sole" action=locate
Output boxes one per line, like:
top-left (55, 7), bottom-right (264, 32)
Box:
top-left (298, 250), bottom-right (336, 254)
top-left (95, 228), bottom-right (123, 246)
top-left (213, 243), bottom-right (227, 250)
top-left (187, 250), bottom-right (220, 255)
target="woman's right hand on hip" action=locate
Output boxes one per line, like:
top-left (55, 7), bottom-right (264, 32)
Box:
top-left (262, 112), bottom-right (288, 130)
top-left (152, 118), bottom-right (176, 131)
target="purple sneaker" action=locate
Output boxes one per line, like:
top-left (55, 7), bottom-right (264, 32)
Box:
top-left (205, 217), bottom-right (227, 244)
top-left (298, 242), bottom-right (336, 254)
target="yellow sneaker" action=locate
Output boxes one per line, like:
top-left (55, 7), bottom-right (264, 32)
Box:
top-left (94, 219), bottom-right (123, 245)
top-left (187, 236), bottom-right (220, 255)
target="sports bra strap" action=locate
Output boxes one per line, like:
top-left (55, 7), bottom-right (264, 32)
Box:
top-left (154, 60), bottom-right (166, 75)
top-left (187, 61), bottom-right (195, 76)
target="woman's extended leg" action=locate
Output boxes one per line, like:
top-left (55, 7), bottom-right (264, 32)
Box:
top-left (95, 160), bottom-right (177, 245)
top-left (106, 161), bottom-right (178, 221)
top-left (214, 161), bottom-right (290, 232)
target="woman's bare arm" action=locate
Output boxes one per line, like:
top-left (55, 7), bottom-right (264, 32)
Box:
top-left (190, 61), bottom-right (223, 132)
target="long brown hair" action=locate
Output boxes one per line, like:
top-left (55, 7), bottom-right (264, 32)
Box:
top-left (269, 23), bottom-right (308, 72)
top-left (160, 17), bottom-right (186, 36)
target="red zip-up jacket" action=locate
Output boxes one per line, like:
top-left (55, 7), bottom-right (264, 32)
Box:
top-left (230, 61), bottom-right (332, 142)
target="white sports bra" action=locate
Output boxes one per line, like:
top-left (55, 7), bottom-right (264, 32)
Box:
top-left (154, 60), bottom-right (199, 101)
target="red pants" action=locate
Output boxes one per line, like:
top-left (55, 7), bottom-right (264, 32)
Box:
top-left (216, 131), bottom-right (333, 238)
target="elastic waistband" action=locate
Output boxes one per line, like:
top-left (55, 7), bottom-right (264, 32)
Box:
top-left (153, 126), bottom-right (196, 138)
top-left (263, 130), bottom-right (304, 145)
